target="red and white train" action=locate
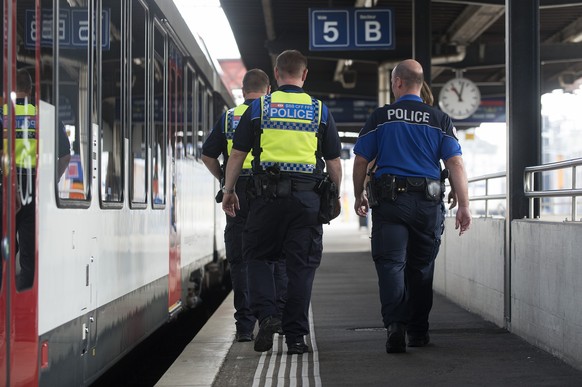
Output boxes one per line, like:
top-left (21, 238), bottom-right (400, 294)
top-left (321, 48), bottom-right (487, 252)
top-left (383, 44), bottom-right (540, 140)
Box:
top-left (1, 1), bottom-right (232, 385)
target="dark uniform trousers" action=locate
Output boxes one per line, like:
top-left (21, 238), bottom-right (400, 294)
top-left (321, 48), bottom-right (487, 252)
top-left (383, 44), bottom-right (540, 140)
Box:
top-left (243, 187), bottom-right (322, 344)
top-left (16, 173), bottom-right (36, 290)
top-left (371, 191), bottom-right (445, 336)
top-left (225, 176), bottom-right (288, 334)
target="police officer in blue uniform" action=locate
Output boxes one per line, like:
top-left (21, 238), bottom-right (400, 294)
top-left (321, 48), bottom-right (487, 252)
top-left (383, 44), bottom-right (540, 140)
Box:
top-left (352, 59), bottom-right (471, 353)
top-left (202, 69), bottom-right (288, 342)
top-left (222, 50), bottom-right (342, 355)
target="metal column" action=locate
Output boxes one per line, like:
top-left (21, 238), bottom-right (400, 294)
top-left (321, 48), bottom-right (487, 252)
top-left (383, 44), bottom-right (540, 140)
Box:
top-left (505, 0), bottom-right (541, 325)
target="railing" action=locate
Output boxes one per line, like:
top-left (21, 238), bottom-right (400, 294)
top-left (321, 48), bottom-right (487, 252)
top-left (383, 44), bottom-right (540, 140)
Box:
top-left (467, 171), bottom-right (507, 217)
top-left (524, 158), bottom-right (582, 222)
top-left (446, 171), bottom-right (507, 218)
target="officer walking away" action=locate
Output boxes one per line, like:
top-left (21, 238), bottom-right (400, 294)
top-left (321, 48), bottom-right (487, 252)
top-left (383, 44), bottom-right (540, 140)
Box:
top-left (352, 59), bottom-right (471, 354)
top-left (202, 69), bottom-right (287, 342)
top-left (222, 50), bottom-right (342, 355)
top-left (9, 69), bottom-right (71, 290)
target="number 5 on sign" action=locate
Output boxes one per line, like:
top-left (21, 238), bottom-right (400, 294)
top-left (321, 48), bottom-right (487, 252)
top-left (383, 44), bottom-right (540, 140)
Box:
top-left (310, 10), bottom-right (349, 49)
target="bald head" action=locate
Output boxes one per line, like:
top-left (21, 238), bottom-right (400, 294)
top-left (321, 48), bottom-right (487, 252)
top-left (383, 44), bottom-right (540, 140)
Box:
top-left (391, 59), bottom-right (424, 100)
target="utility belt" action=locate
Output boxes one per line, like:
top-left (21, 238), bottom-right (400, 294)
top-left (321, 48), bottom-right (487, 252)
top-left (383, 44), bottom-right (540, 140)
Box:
top-left (248, 169), bottom-right (319, 199)
top-left (366, 174), bottom-right (445, 207)
top-left (248, 166), bottom-right (339, 224)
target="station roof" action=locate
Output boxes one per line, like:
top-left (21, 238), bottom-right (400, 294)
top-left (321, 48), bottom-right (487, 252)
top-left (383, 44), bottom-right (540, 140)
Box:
top-left (220, 0), bottom-right (582, 139)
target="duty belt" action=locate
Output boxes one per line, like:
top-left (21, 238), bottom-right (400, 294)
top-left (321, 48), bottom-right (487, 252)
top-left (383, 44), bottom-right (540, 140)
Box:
top-left (395, 177), bottom-right (439, 193)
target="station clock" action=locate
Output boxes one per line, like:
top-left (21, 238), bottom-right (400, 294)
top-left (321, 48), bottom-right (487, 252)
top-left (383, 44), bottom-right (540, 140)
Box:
top-left (438, 77), bottom-right (481, 120)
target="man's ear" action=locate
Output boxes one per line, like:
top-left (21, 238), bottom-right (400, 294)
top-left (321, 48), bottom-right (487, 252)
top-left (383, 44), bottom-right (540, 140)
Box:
top-left (301, 68), bottom-right (308, 82)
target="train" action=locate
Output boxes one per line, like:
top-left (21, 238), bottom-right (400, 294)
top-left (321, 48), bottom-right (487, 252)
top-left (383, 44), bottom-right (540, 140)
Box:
top-left (1, 1), bottom-right (233, 385)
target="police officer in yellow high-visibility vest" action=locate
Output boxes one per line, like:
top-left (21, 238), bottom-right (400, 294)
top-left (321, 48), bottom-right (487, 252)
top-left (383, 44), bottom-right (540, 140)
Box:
top-left (3, 69), bottom-right (70, 290)
top-left (202, 69), bottom-right (287, 343)
top-left (222, 50), bottom-right (342, 355)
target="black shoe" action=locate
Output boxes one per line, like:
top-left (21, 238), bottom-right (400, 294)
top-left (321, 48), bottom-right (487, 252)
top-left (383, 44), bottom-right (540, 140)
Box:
top-left (254, 316), bottom-right (281, 352)
top-left (274, 320), bottom-right (284, 335)
top-left (386, 323), bottom-right (406, 353)
top-left (287, 339), bottom-right (309, 355)
top-left (408, 332), bottom-right (430, 347)
top-left (235, 332), bottom-right (254, 342)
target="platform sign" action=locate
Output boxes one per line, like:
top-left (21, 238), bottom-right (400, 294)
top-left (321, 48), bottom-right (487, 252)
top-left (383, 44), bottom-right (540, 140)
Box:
top-left (309, 8), bottom-right (394, 51)
top-left (25, 8), bottom-right (110, 49)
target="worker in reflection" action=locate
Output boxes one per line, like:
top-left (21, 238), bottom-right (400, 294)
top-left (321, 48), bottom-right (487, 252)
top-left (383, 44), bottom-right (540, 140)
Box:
top-left (8, 69), bottom-right (70, 290)
top-left (353, 59), bottom-right (471, 353)
top-left (202, 69), bottom-right (287, 342)
top-left (222, 50), bottom-right (342, 355)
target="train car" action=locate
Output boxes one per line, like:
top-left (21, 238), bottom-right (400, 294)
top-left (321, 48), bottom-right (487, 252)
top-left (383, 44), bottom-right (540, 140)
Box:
top-left (1, 0), bottom-right (232, 385)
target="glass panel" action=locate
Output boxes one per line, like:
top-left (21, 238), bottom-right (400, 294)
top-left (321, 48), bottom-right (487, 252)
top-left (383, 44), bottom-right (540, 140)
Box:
top-left (130, 0), bottom-right (147, 204)
top-left (196, 80), bottom-right (206, 159)
top-left (185, 66), bottom-right (196, 157)
top-left (57, 0), bottom-right (90, 202)
top-left (152, 22), bottom-right (165, 206)
top-left (101, 0), bottom-right (123, 203)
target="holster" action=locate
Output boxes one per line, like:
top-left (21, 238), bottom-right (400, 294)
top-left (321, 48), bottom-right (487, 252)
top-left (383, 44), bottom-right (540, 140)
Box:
top-left (248, 168), bottom-right (292, 199)
top-left (314, 174), bottom-right (339, 224)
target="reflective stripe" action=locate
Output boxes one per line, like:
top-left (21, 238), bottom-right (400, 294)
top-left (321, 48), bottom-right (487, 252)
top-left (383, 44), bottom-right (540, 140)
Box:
top-left (259, 161), bottom-right (316, 173)
top-left (224, 104), bottom-right (253, 170)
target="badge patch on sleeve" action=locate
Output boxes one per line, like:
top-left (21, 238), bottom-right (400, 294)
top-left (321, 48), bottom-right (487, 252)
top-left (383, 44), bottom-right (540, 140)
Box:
top-left (270, 103), bottom-right (315, 120)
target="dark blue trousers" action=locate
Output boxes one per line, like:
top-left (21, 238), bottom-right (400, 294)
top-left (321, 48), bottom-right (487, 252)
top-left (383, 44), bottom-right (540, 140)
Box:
top-left (244, 189), bottom-right (322, 344)
top-left (371, 191), bottom-right (445, 335)
top-left (225, 178), bottom-right (255, 334)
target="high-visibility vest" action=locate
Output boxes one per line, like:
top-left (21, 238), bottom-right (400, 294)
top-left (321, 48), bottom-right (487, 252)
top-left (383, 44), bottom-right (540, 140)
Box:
top-left (224, 103), bottom-right (253, 175)
top-left (3, 102), bottom-right (37, 169)
top-left (258, 91), bottom-right (321, 173)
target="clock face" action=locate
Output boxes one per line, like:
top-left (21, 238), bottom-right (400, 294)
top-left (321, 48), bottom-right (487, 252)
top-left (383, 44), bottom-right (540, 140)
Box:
top-left (438, 78), bottom-right (481, 120)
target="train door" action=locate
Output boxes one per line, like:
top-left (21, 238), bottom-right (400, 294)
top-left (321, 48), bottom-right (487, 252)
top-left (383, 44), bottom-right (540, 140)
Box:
top-left (1, 0), bottom-right (41, 385)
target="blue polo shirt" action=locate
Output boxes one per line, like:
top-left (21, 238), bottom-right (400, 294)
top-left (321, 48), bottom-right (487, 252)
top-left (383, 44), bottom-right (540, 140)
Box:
top-left (353, 94), bottom-right (462, 180)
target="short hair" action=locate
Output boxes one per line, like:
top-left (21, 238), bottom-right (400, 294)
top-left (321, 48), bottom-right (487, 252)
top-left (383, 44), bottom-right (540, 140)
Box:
top-left (392, 62), bottom-right (423, 88)
top-left (17, 69), bottom-right (32, 94)
top-left (242, 68), bottom-right (270, 94)
top-left (275, 50), bottom-right (307, 78)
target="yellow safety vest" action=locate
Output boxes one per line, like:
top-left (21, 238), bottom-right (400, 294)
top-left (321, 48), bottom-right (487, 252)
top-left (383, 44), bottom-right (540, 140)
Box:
top-left (3, 102), bottom-right (37, 169)
top-left (224, 103), bottom-right (253, 174)
top-left (258, 91), bottom-right (321, 173)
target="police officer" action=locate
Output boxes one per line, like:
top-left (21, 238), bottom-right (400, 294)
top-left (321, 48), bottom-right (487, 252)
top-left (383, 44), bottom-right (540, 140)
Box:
top-left (352, 59), bottom-right (471, 353)
top-left (202, 69), bottom-right (288, 342)
top-left (7, 69), bottom-right (71, 289)
top-left (222, 50), bottom-right (342, 354)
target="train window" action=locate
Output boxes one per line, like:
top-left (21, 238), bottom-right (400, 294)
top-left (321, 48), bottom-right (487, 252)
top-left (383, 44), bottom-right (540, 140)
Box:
top-left (130, 0), bottom-right (148, 206)
top-left (56, 0), bottom-right (91, 204)
top-left (101, 0), bottom-right (124, 205)
top-left (169, 42), bottom-right (184, 160)
top-left (196, 80), bottom-right (207, 159)
top-left (184, 65), bottom-right (197, 158)
top-left (152, 21), bottom-right (166, 207)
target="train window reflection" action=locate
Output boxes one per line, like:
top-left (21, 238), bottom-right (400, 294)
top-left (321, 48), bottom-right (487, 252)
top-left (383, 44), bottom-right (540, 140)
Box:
top-left (196, 81), bottom-right (207, 159)
top-left (185, 65), bottom-right (197, 158)
top-left (101, 0), bottom-right (124, 204)
top-left (130, 0), bottom-right (148, 205)
top-left (57, 0), bottom-right (91, 203)
top-left (152, 21), bottom-right (166, 207)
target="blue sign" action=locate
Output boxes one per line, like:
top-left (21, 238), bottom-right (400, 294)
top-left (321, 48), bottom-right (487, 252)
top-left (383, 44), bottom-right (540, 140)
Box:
top-left (323, 98), bottom-right (378, 123)
top-left (25, 8), bottom-right (110, 50)
top-left (453, 98), bottom-right (506, 125)
top-left (309, 8), bottom-right (394, 51)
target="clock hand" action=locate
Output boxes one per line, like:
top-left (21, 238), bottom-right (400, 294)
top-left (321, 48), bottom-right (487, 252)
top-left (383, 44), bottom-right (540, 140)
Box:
top-left (450, 86), bottom-right (462, 101)
top-left (458, 81), bottom-right (465, 102)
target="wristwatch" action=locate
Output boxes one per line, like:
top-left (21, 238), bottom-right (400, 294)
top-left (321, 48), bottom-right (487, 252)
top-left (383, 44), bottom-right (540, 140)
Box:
top-left (222, 186), bottom-right (235, 194)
